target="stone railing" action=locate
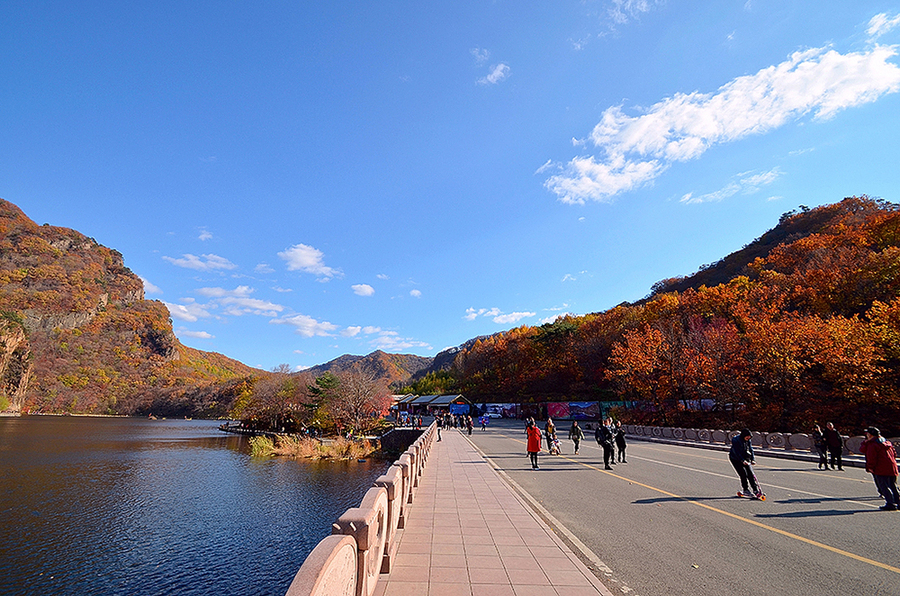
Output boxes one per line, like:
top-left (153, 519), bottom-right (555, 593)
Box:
top-left (284, 422), bottom-right (437, 596)
top-left (625, 425), bottom-right (900, 456)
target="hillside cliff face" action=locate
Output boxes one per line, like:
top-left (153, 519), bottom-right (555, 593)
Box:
top-left (305, 350), bottom-right (432, 385)
top-left (0, 199), bottom-right (259, 415)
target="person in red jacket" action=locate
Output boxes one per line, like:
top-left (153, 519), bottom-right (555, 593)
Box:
top-left (526, 418), bottom-right (543, 470)
top-left (859, 426), bottom-right (900, 511)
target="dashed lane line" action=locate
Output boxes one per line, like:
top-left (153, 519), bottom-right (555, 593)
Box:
top-left (488, 431), bottom-right (900, 576)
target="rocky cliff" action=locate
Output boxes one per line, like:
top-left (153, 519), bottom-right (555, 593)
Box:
top-left (0, 199), bottom-right (259, 415)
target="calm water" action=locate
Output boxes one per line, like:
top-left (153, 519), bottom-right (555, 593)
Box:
top-left (0, 416), bottom-right (392, 596)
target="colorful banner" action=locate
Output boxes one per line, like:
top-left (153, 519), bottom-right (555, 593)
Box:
top-left (547, 402), bottom-right (570, 418)
top-left (568, 402), bottom-right (600, 419)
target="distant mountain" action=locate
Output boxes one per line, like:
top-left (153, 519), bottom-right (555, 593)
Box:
top-left (305, 350), bottom-right (433, 386)
top-left (0, 198), bottom-right (262, 416)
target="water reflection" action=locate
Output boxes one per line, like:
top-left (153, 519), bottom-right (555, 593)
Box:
top-left (0, 416), bottom-right (392, 596)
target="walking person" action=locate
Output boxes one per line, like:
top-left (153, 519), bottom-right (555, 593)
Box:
top-left (526, 418), bottom-right (542, 470)
top-left (859, 427), bottom-right (900, 511)
top-left (729, 429), bottom-right (763, 498)
top-left (614, 420), bottom-right (627, 463)
top-left (436, 413), bottom-right (443, 442)
top-left (568, 421), bottom-right (585, 455)
top-left (812, 424), bottom-right (827, 469)
top-left (596, 417), bottom-right (615, 470)
top-left (466, 416), bottom-right (473, 436)
top-left (545, 418), bottom-right (556, 452)
top-left (823, 422), bottom-right (844, 470)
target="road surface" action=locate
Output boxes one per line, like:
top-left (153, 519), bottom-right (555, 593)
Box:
top-left (462, 419), bottom-right (898, 596)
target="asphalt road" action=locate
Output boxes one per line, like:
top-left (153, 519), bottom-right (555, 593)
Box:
top-left (461, 419), bottom-right (899, 596)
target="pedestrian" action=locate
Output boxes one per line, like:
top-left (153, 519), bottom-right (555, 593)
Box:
top-left (812, 424), bottom-right (827, 469)
top-left (729, 429), bottom-right (762, 498)
top-left (466, 416), bottom-right (473, 436)
top-left (436, 413), bottom-right (443, 442)
top-left (480, 416), bottom-right (487, 431)
top-left (614, 420), bottom-right (627, 463)
top-left (596, 417), bottom-right (615, 469)
top-left (526, 418), bottom-right (542, 470)
top-left (823, 422), bottom-right (844, 470)
top-left (568, 421), bottom-right (584, 455)
top-left (545, 418), bottom-right (556, 452)
top-left (859, 427), bottom-right (900, 511)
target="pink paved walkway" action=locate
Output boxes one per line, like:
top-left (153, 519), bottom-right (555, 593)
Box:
top-left (374, 428), bottom-right (614, 596)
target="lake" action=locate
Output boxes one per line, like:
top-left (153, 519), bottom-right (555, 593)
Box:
top-left (0, 416), bottom-right (393, 596)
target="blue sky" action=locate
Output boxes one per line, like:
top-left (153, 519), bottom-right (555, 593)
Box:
top-left (3, 1), bottom-right (900, 371)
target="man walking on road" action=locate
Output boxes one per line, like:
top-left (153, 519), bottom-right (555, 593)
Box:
top-left (824, 422), bottom-right (844, 470)
top-left (859, 426), bottom-right (900, 511)
top-left (596, 418), bottom-right (615, 470)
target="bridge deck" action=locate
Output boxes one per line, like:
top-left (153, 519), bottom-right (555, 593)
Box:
top-left (375, 428), bottom-right (613, 596)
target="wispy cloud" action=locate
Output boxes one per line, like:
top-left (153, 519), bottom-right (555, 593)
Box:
top-left (164, 300), bottom-right (213, 323)
top-left (608, 0), bottom-right (664, 25)
top-left (867, 12), bottom-right (900, 40)
top-left (139, 276), bottom-right (162, 295)
top-left (352, 284), bottom-right (375, 296)
top-left (177, 328), bottom-right (214, 339)
top-left (163, 253), bottom-right (237, 271)
top-left (478, 63), bottom-right (510, 85)
top-left (198, 229), bottom-right (212, 241)
top-left (369, 330), bottom-right (432, 352)
top-left (196, 285), bottom-right (284, 316)
top-left (410, 289), bottom-right (422, 298)
top-left (271, 314), bottom-right (339, 337)
top-left (465, 307), bottom-right (535, 324)
top-left (681, 167), bottom-right (783, 204)
top-left (470, 48), bottom-right (490, 65)
top-left (278, 244), bottom-right (342, 279)
top-left (545, 43), bottom-right (900, 204)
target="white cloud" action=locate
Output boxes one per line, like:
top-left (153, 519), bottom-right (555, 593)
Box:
top-left (139, 276), bottom-right (162, 295)
top-left (342, 326), bottom-right (362, 337)
top-left (278, 243), bottom-right (341, 278)
top-left (164, 301), bottom-right (213, 323)
top-left (478, 63), bottom-right (510, 85)
top-left (867, 13), bottom-right (900, 40)
top-left (410, 289), bottom-right (422, 298)
top-left (163, 253), bottom-right (237, 271)
top-left (198, 229), bottom-right (212, 241)
top-left (681, 167), bottom-right (783, 204)
top-left (178, 328), bottom-right (214, 339)
top-left (465, 307), bottom-right (535, 324)
top-left (369, 331), bottom-right (432, 352)
top-left (608, 0), bottom-right (664, 25)
top-left (271, 314), bottom-right (339, 337)
top-left (376, 273), bottom-right (390, 280)
top-left (196, 285), bottom-right (253, 298)
top-left (255, 263), bottom-right (275, 274)
top-left (546, 43), bottom-right (900, 204)
top-left (193, 286), bottom-right (284, 316)
top-left (352, 284), bottom-right (375, 296)
top-left (493, 311), bottom-right (536, 324)
top-left (471, 48), bottom-right (490, 64)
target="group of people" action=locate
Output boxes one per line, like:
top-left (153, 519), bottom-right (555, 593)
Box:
top-left (811, 422), bottom-right (846, 470)
top-left (524, 417), bottom-right (899, 511)
top-left (524, 417), bottom-right (626, 470)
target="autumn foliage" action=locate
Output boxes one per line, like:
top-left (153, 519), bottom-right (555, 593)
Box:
top-left (449, 197), bottom-right (900, 435)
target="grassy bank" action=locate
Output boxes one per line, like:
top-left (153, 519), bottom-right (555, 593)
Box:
top-left (249, 435), bottom-right (379, 460)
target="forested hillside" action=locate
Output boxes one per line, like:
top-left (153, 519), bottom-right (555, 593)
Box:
top-left (0, 199), bottom-right (261, 416)
top-left (445, 197), bottom-right (900, 435)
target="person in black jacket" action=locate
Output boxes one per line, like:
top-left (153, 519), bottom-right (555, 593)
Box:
top-left (812, 424), bottom-right (827, 469)
top-left (729, 429), bottom-right (762, 497)
top-left (823, 422), bottom-right (844, 470)
top-left (614, 420), bottom-right (627, 463)
top-left (596, 417), bottom-right (615, 470)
